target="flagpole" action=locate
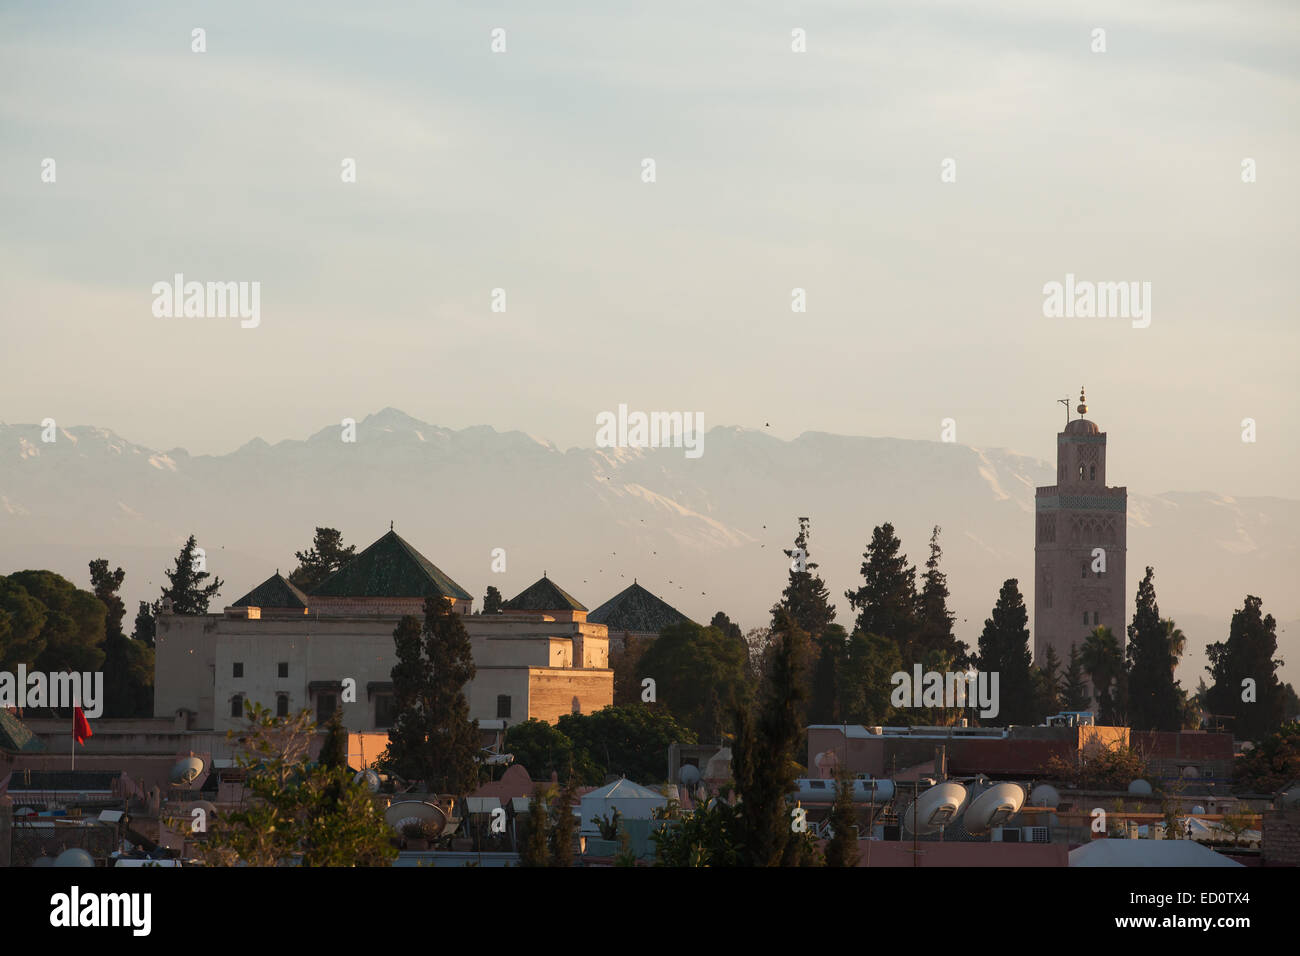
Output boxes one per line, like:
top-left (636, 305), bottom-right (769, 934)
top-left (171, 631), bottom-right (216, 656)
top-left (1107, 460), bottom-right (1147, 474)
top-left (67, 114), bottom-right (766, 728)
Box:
top-left (71, 709), bottom-right (75, 771)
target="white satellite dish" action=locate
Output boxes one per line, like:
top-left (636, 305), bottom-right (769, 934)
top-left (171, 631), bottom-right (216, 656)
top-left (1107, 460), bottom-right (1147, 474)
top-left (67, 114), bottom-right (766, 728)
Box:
top-left (963, 783), bottom-right (1025, 834)
top-left (679, 765), bottom-right (701, 786)
top-left (384, 800), bottom-right (447, 837)
top-left (354, 769), bottom-right (381, 792)
top-left (902, 782), bottom-right (968, 835)
top-left (170, 755), bottom-right (205, 785)
top-left (1128, 779), bottom-right (1153, 796)
top-left (1029, 784), bottom-right (1060, 809)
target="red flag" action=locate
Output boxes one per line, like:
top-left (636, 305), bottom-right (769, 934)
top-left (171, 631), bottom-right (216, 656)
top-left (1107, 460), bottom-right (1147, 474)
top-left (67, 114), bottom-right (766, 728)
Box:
top-left (73, 706), bottom-right (93, 746)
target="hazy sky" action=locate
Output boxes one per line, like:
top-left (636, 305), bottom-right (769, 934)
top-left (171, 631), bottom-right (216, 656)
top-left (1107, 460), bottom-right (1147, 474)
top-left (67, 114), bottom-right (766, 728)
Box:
top-left (2, 1), bottom-right (1297, 497)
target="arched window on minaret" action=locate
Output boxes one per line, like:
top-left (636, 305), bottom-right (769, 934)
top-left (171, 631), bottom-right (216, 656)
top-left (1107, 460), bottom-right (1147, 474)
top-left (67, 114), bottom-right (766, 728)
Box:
top-left (1082, 612), bottom-right (1088, 626)
top-left (1092, 611), bottom-right (1099, 626)
top-left (1079, 464), bottom-right (1086, 481)
top-left (1089, 465), bottom-right (1096, 481)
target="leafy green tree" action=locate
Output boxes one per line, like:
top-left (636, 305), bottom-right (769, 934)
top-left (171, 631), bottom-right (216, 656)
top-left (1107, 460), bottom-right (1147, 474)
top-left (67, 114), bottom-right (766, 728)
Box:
top-left (1232, 722), bottom-right (1300, 794)
top-left (557, 705), bottom-right (697, 785)
top-left (845, 522), bottom-right (918, 655)
top-left (90, 559), bottom-right (154, 717)
top-left (915, 526), bottom-right (968, 665)
top-left (482, 585), bottom-right (504, 615)
top-left (731, 609), bottom-right (808, 866)
top-left (973, 579), bottom-right (1035, 726)
top-left (8, 570), bottom-right (106, 674)
top-left (504, 718), bottom-right (587, 782)
top-left (809, 624), bottom-right (848, 724)
top-left (0, 575), bottom-right (49, 670)
top-left (839, 630), bottom-right (902, 727)
top-left (289, 527), bottom-right (356, 592)
top-left (160, 535), bottom-right (224, 614)
top-left (824, 771), bottom-right (861, 867)
top-left (1081, 627), bottom-right (1125, 725)
top-left (196, 703), bottom-right (395, 867)
top-left (384, 598), bottom-right (479, 794)
top-left (651, 794), bottom-right (743, 866)
top-left (1206, 595), bottom-right (1287, 742)
top-left (1062, 644), bottom-right (1090, 711)
top-left (637, 621), bottom-right (750, 741)
top-left (1126, 567), bottom-right (1183, 731)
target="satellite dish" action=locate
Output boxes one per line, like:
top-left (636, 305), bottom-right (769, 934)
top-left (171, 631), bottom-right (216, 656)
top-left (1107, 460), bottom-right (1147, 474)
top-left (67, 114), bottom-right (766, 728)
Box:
top-left (384, 800), bottom-right (447, 838)
top-left (679, 765), bottom-right (701, 787)
top-left (1029, 784), bottom-right (1060, 809)
top-left (1182, 765), bottom-right (1200, 779)
top-left (354, 769), bottom-right (381, 792)
top-left (963, 783), bottom-right (1025, 834)
top-left (1128, 779), bottom-right (1153, 796)
top-left (170, 755), bottom-right (205, 785)
top-left (1191, 805), bottom-right (1205, 815)
top-left (54, 848), bottom-right (95, 868)
top-left (32, 855), bottom-right (55, 868)
top-left (902, 782), bottom-right (968, 835)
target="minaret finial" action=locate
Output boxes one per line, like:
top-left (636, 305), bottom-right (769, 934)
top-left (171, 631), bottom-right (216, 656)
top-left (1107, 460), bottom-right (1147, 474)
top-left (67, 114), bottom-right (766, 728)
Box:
top-left (1077, 387), bottom-right (1087, 416)
top-left (390, 520), bottom-right (394, 532)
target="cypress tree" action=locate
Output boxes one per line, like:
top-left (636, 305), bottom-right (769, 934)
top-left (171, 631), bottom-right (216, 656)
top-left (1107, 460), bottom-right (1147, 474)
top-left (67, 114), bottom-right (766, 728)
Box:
top-left (973, 579), bottom-right (1035, 726)
top-left (845, 522), bottom-right (917, 655)
top-left (915, 526), bottom-right (967, 665)
top-left (90, 559), bottom-right (154, 718)
top-left (519, 786), bottom-right (551, 866)
top-left (732, 608), bottom-right (808, 866)
top-left (550, 775), bottom-right (580, 866)
top-left (482, 586), bottom-right (504, 615)
top-left (386, 599), bottom-right (480, 794)
top-left (1035, 644), bottom-right (1063, 717)
top-left (1061, 644), bottom-right (1090, 711)
top-left (772, 517), bottom-right (836, 638)
top-left (319, 707), bottom-right (349, 770)
top-left (824, 770), bottom-right (861, 867)
top-left (1126, 567), bottom-right (1182, 731)
top-left (1206, 595), bottom-right (1286, 741)
top-left (289, 527), bottom-right (356, 592)
top-left (160, 534), bottom-right (223, 614)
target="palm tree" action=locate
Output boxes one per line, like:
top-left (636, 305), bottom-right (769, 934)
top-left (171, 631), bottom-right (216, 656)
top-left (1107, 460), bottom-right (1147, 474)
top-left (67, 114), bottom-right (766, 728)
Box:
top-left (1162, 618), bottom-right (1185, 674)
top-left (1081, 626), bottom-right (1124, 724)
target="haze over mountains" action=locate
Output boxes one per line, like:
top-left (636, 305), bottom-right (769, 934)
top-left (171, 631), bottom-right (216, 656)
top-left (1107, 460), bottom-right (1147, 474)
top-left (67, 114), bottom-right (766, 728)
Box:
top-left (2, 407), bottom-right (1295, 687)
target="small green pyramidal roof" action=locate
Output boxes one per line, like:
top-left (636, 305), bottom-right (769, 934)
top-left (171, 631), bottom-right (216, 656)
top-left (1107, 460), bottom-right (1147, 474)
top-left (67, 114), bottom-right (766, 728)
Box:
top-left (0, 708), bottom-right (46, 754)
top-left (588, 581), bottom-right (691, 633)
top-left (503, 574), bottom-right (588, 612)
top-left (310, 529), bottom-right (472, 601)
top-left (231, 572), bottom-right (310, 609)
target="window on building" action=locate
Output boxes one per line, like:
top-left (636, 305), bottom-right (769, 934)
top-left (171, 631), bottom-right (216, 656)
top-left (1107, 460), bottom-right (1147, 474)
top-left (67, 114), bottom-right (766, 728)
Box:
top-left (1081, 563), bottom-right (1088, 578)
top-left (276, 694), bottom-right (289, 718)
top-left (1093, 611), bottom-right (1099, 626)
top-left (316, 693), bottom-right (338, 726)
top-left (233, 662), bottom-right (243, 678)
top-left (277, 662), bottom-right (288, 679)
top-left (571, 695), bottom-right (581, 715)
top-left (1079, 464), bottom-right (1086, 480)
top-left (375, 694), bottom-right (395, 728)
top-left (1082, 612), bottom-right (1088, 626)
top-left (231, 694), bottom-right (244, 718)
top-left (1089, 465), bottom-right (1096, 481)
top-left (496, 695), bottom-right (511, 719)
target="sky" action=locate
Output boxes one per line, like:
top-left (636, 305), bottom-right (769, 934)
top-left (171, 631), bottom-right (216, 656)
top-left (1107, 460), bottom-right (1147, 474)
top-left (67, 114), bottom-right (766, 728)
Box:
top-left (2, 0), bottom-right (1297, 497)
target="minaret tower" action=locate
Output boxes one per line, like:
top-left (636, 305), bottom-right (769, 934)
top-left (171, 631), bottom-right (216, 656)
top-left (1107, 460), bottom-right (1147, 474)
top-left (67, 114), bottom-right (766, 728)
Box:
top-left (1034, 388), bottom-right (1128, 675)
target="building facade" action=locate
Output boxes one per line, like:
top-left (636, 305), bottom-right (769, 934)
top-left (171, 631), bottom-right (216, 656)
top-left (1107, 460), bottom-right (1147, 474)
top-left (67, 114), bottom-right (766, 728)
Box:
top-left (154, 531), bottom-right (612, 734)
top-left (1033, 389), bottom-right (1128, 668)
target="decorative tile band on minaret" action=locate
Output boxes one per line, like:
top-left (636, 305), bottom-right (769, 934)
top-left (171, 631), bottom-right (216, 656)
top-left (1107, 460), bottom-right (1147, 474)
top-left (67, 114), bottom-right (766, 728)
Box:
top-left (1034, 389), bottom-right (1128, 679)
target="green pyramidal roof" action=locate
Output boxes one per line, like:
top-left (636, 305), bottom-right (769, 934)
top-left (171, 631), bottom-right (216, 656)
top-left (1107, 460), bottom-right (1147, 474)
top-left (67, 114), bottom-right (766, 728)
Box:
top-left (588, 581), bottom-right (691, 633)
top-left (0, 708), bottom-right (46, 753)
top-left (310, 530), bottom-right (472, 601)
top-left (231, 572), bottom-right (309, 609)
top-left (502, 575), bottom-right (588, 612)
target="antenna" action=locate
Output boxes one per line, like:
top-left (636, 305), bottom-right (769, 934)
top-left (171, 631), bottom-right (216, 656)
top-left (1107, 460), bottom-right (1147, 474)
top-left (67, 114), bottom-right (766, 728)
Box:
top-left (1057, 396), bottom-right (1071, 425)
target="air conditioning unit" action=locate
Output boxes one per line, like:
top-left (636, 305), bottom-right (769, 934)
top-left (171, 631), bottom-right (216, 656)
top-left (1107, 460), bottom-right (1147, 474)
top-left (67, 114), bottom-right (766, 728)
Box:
top-left (1023, 826), bottom-right (1050, 843)
top-left (992, 827), bottom-right (1020, 842)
